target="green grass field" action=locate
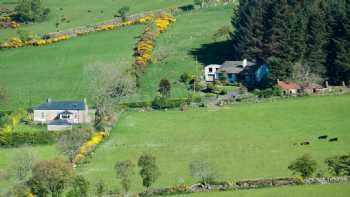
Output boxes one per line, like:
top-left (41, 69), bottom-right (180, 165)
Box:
top-left (0, 24), bottom-right (144, 110)
top-left (165, 183), bottom-right (350, 197)
top-left (133, 5), bottom-right (234, 101)
top-left (78, 95), bottom-right (350, 192)
top-left (0, 0), bottom-right (192, 41)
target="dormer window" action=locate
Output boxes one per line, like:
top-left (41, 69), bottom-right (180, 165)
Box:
top-left (61, 114), bottom-right (71, 119)
top-left (209, 68), bottom-right (213, 72)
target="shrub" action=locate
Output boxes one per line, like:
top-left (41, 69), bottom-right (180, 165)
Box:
top-left (190, 160), bottom-right (218, 184)
top-left (288, 154), bottom-right (317, 178)
top-left (152, 96), bottom-right (190, 109)
top-left (0, 131), bottom-right (61, 147)
top-left (117, 6), bottom-right (130, 22)
top-left (180, 72), bottom-right (193, 83)
top-left (115, 160), bottom-right (135, 193)
top-left (66, 175), bottom-right (90, 197)
top-left (325, 154), bottom-right (350, 176)
top-left (15, 0), bottom-right (50, 22)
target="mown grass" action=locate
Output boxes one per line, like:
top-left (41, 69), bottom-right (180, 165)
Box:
top-left (164, 183), bottom-right (350, 197)
top-left (133, 5), bottom-right (234, 101)
top-left (0, 0), bottom-right (192, 41)
top-left (0, 24), bottom-right (145, 110)
top-left (78, 95), bottom-right (350, 192)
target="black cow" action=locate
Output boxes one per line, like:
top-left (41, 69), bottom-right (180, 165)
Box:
top-left (329, 137), bottom-right (338, 142)
top-left (318, 135), bottom-right (328, 140)
top-left (300, 141), bottom-right (310, 145)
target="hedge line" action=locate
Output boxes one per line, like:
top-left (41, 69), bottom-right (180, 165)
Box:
top-left (122, 97), bottom-right (193, 109)
top-left (0, 131), bottom-right (61, 147)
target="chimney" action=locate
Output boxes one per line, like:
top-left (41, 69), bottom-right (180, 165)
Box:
top-left (325, 81), bottom-right (329, 88)
top-left (47, 98), bottom-right (52, 103)
top-left (243, 59), bottom-right (247, 68)
top-left (342, 81), bottom-right (346, 87)
top-left (83, 98), bottom-right (87, 104)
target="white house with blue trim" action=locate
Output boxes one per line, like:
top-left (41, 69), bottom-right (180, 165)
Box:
top-left (204, 59), bottom-right (269, 85)
top-left (33, 99), bottom-right (94, 131)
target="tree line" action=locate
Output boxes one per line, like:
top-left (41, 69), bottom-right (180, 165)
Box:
top-left (231, 0), bottom-right (350, 85)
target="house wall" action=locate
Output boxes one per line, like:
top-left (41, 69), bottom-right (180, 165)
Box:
top-left (34, 109), bottom-right (92, 124)
top-left (227, 73), bottom-right (237, 82)
top-left (204, 64), bottom-right (222, 82)
top-left (255, 64), bottom-right (269, 82)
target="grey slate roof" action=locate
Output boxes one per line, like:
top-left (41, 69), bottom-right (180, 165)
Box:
top-left (35, 100), bottom-right (86, 110)
top-left (48, 119), bottom-right (73, 125)
top-left (219, 61), bottom-right (256, 74)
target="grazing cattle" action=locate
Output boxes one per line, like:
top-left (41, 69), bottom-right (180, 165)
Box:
top-left (329, 137), bottom-right (338, 142)
top-left (300, 141), bottom-right (310, 145)
top-left (318, 135), bottom-right (328, 140)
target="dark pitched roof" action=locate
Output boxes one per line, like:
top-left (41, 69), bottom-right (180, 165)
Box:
top-left (219, 60), bottom-right (256, 74)
top-left (59, 110), bottom-right (74, 115)
top-left (35, 100), bottom-right (86, 110)
top-left (48, 119), bottom-right (73, 125)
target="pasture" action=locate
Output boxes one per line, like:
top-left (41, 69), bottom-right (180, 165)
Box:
top-left (133, 5), bottom-right (234, 101)
top-left (78, 95), bottom-right (350, 192)
top-left (0, 0), bottom-right (192, 41)
top-left (165, 183), bottom-right (350, 197)
top-left (0, 24), bottom-right (144, 110)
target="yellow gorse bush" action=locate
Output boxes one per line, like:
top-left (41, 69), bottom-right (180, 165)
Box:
top-left (73, 132), bottom-right (108, 164)
top-left (0, 110), bottom-right (27, 133)
top-left (0, 35), bottom-right (70, 48)
top-left (134, 13), bottom-right (176, 67)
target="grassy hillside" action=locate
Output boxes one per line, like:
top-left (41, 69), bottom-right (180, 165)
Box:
top-left (78, 95), bottom-right (350, 191)
top-left (0, 24), bottom-right (144, 110)
top-left (0, 0), bottom-right (192, 41)
top-left (133, 5), bottom-right (234, 101)
top-left (165, 183), bottom-right (350, 197)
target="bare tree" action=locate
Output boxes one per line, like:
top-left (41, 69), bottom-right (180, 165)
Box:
top-left (57, 128), bottom-right (92, 163)
top-left (85, 63), bottom-right (135, 119)
top-left (13, 146), bottom-right (37, 181)
top-left (292, 63), bottom-right (323, 84)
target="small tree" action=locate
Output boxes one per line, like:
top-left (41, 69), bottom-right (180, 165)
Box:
top-left (288, 154), bottom-right (317, 178)
top-left (325, 154), bottom-right (350, 176)
top-left (66, 175), bottom-right (90, 197)
top-left (6, 183), bottom-right (31, 197)
top-left (137, 153), bottom-right (160, 188)
top-left (0, 83), bottom-right (7, 105)
top-left (57, 128), bottom-right (92, 163)
top-left (15, 0), bottom-right (50, 22)
top-left (85, 63), bottom-right (135, 119)
top-left (158, 78), bottom-right (171, 98)
top-left (95, 179), bottom-right (108, 197)
top-left (13, 147), bottom-right (37, 180)
top-left (117, 6), bottom-right (130, 22)
top-left (30, 159), bottom-right (74, 197)
top-left (190, 160), bottom-right (217, 184)
top-left (115, 160), bottom-right (135, 193)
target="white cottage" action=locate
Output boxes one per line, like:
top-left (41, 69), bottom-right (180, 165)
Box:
top-left (33, 99), bottom-right (93, 131)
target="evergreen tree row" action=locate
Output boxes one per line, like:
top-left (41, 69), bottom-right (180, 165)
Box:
top-left (231, 0), bottom-right (350, 84)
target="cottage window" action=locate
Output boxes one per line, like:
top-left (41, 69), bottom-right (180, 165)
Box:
top-left (61, 114), bottom-right (71, 119)
top-left (228, 73), bottom-right (233, 79)
top-left (209, 68), bottom-right (213, 72)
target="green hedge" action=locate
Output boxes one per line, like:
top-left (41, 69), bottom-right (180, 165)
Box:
top-left (0, 131), bottom-right (61, 147)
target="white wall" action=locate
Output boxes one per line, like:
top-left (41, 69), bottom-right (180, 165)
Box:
top-left (33, 109), bottom-right (92, 124)
top-left (204, 64), bottom-right (221, 82)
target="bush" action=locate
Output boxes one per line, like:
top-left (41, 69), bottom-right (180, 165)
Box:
top-left (190, 160), bottom-right (218, 184)
top-left (253, 87), bottom-right (282, 98)
top-left (0, 131), bottom-right (61, 147)
top-left (151, 96), bottom-right (191, 109)
top-left (325, 154), bottom-right (350, 176)
top-left (117, 6), bottom-right (130, 22)
top-left (288, 154), bottom-right (317, 178)
top-left (15, 0), bottom-right (50, 22)
top-left (180, 72), bottom-right (193, 83)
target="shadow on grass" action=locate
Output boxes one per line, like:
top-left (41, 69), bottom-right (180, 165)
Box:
top-left (189, 40), bottom-right (234, 67)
